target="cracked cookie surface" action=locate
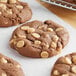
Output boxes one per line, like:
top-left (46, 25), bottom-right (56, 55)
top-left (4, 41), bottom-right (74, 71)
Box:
top-left (10, 20), bottom-right (69, 58)
top-left (0, 53), bottom-right (24, 76)
top-left (0, 0), bottom-right (32, 27)
top-left (51, 53), bottom-right (76, 76)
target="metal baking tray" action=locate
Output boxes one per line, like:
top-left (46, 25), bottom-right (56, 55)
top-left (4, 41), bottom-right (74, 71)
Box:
top-left (41, 0), bottom-right (76, 11)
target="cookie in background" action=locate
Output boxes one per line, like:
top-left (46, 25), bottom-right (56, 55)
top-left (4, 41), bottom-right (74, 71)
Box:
top-left (0, 0), bottom-right (32, 27)
top-left (0, 53), bottom-right (25, 76)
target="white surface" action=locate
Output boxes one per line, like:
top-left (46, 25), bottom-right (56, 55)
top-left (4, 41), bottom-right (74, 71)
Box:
top-left (0, 0), bottom-right (76, 76)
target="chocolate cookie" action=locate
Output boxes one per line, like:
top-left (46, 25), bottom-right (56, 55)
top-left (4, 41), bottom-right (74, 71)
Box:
top-left (10, 20), bottom-right (69, 58)
top-left (0, 0), bottom-right (32, 27)
top-left (51, 53), bottom-right (76, 76)
top-left (0, 53), bottom-right (24, 76)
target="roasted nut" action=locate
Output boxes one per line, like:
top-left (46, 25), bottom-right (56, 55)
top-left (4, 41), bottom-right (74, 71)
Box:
top-left (43, 43), bottom-right (49, 49)
top-left (61, 74), bottom-right (69, 76)
top-left (57, 42), bottom-right (62, 51)
top-left (21, 26), bottom-right (35, 33)
top-left (71, 66), bottom-right (76, 73)
top-left (41, 51), bottom-right (49, 58)
top-left (38, 26), bottom-right (44, 29)
top-left (21, 26), bottom-right (29, 30)
top-left (0, 58), bottom-right (7, 63)
top-left (2, 73), bottom-right (7, 76)
top-left (62, 57), bottom-right (72, 64)
top-left (17, 34), bottom-right (26, 38)
top-left (0, 0), bottom-right (7, 3)
top-left (51, 42), bottom-right (57, 48)
top-left (34, 40), bottom-right (41, 45)
top-left (10, 39), bottom-right (17, 45)
top-left (4, 21), bottom-right (8, 24)
top-left (72, 55), bottom-right (76, 64)
top-left (0, 12), bottom-right (1, 15)
top-left (16, 64), bottom-right (21, 68)
top-left (56, 28), bottom-right (63, 32)
top-left (16, 5), bottom-right (23, 9)
top-left (6, 9), bottom-right (12, 14)
top-left (45, 44), bottom-right (49, 49)
top-left (53, 70), bottom-right (60, 75)
top-left (10, 39), bottom-right (14, 44)
top-left (16, 40), bottom-right (25, 48)
top-left (0, 4), bottom-right (6, 10)
top-left (31, 33), bottom-right (40, 38)
top-left (27, 28), bottom-right (35, 33)
top-left (19, 35), bottom-right (26, 38)
top-left (52, 35), bottom-right (59, 42)
top-left (47, 28), bottom-right (53, 32)
top-left (13, 35), bottom-right (17, 39)
top-left (9, 0), bottom-right (16, 3)
top-left (13, 40), bottom-right (17, 45)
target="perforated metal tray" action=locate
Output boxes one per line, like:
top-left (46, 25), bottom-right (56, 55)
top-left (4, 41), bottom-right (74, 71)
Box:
top-left (41, 0), bottom-right (76, 11)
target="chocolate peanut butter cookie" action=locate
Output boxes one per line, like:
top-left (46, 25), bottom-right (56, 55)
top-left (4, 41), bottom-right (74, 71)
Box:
top-left (51, 53), bottom-right (76, 76)
top-left (0, 53), bottom-right (24, 76)
top-left (10, 20), bottom-right (69, 58)
top-left (0, 0), bottom-right (32, 27)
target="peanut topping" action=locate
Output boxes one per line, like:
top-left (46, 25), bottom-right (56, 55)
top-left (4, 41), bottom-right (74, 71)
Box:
top-left (10, 39), bottom-right (17, 45)
top-left (0, 58), bottom-right (7, 63)
top-left (72, 55), bottom-right (76, 64)
top-left (0, 4), bottom-right (6, 10)
top-left (71, 66), bottom-right (76, 73)
top-left (62, 74), bottom-right (69, 76)
top-left (62, 57), bottom-right (72, 65)
top-left (56, 28), bottom-right (63, 32)
top-left (52, 35), bottom-right (59, 42)
top-left (0, 0), bottom-right (7, 3)
top-left (53, 70), bottom-right (60, 75)
top-left (34, 40), bottom-right (41, 45)
top-left (13, 35), bottom-right (17, 39)
top-left (27, 28), bottom-right (35, 33)
top-left (16, 40), bottom-right (25, 48)
top-left (0, 12), bottom-right (2, 15)
top-left (21, 26), bottom-right (29, 30)
top-left (41, 51), bottom-right (49, 58)
top-left (47, 28), bottom-right (53, 32)
top-left (9, 0), bottom-right (16, 3)
top-left (18, 34), bottom-right (26, 38)
top-left (2, 73), bottom-right (7, 76)
top-left (6, 9), bottom-right (12, 15)
top-left (16, 64), bottom-right (21, 68)
top-left (16, 5), bottom-right (23, 9)
top-left (10, 39), bottom-right (14, 44)
top-left (45, 44), bottom-right (49, 49)
top-left (51, 42), bottom-right (57, 48)
top-left (31, 33), bottom-right (40, 38)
